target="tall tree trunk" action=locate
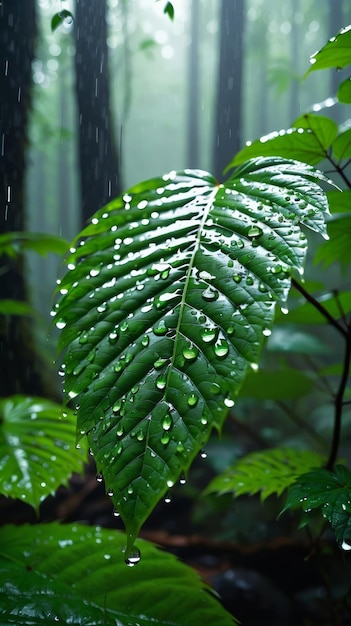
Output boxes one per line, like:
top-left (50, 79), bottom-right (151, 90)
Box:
top-left (0, 1), bottom-right (56, 398)
top-left (213, 0), bottom-right (245, 181)
top-left (187, 0), bottom-right (200, 168)
top-left (74, 0), bottom-right (121, 225)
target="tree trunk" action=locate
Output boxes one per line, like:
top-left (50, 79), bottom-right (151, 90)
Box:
top-left (187, 0), bottom-right (200, 168)
top-left (213, 0), bottom-right (245, 181)
top-left (74, 0), bottom-right (121, 225)
top-left (0, 1), bottom-right (57, 398)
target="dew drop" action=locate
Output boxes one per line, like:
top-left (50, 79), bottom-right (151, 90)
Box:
top-left (96, 473), bottom-right (103, 483)
top-left (79, 330), bottom-right (89, 344)
top-left (164, 493), bottom-right (172, 504)
top-left (214, 340), bottom-right (229, 359)
top-left (162, 413), bottom-right (172, 431)
top-left (116, 423), bottom-right (124, 437)
top-left (210, 382), bottom-right (221, 395)
top-left (247, 225), bottom-right (263, 238)
top-left (141, 335), bottom-right (149, 347)
top-left (202, 286), bottom-right (219, 301)
top-left (182, 345), bottom-right (199, 361)
top-left (55, 319), bottom-right (66, 330)
top-left (200, 328), bottom-right (217, 344)
top-left (136, 430), bottom-right (144, 441)
top-left (161, 431), bottom-right (170, 444)
top-left (200, 449), bottom-right (207, 459)
top-left (179, 473), bottom-right (187, 485)
top-left (113, 508), bottom-right (120, 517)
top-left (263, 328), bottom-right (272, 337)
top-left (107, 488), bottom-right (114, 497)
top-left (341, 540), bottom-right (351, 551)
top-left (127, 485), bottom-right (134, 495)
top-left (154, 358), bottom-right (168, 370)
top-left (224, 396), bottom-right (235, 408)
top-left (156, 374), bottom-right (167, 390)
top-left (187, 393), bottom-right (199, 407)
top-left (125, 546), bottom-right (141, 567)
top-left (87, 348), bottom-right (96, 363)
top-left (120, 321), bottom-right (129, 333)
top-left (153, 320), bottom-right (168, 336)
top-left (232, 274), bottom-right (242, 284)
top-left (109, 331), bottom-right (118, 344)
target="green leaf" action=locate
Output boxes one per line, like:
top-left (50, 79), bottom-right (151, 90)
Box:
top-left (228, 114), bottom-right (338, 169)
top-left (205, 448), bottom-right (325, 501)
top-left (282, 465), bottom-right (351, 550)
top-left (164, 1), bottom-right (174, 20)
top-left (0, 396), bottom-right (86, 510)
top-left (337, 76), bottom-right (351, 103)
top-left (307, 25), bottom-right (351, 74)
top-left (54, 160), bottom-right (329, 550)
top-left (326, 189), bottom-right (351, 214)
top-left (314, 216), bottom-right (351, 271)
top-left (0, 232), bottom-right (68, 259)
top-left (0, 299), bottom-right (36, 317)
top-left (240, 368), bottom-right (313, 400)
top-left (51, 10), bottom-right (73, 32)
top-left (276, 291), bottom-right (351, 324)
top-left (333, 120), bottom-right (351, 161)
top-left (0, 523), bottom-right (237, 625)
top-left (267, 326), bottom-right (329, 355)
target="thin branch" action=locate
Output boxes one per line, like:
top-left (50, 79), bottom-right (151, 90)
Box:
top-left (326, 325), bottom-right (351, 470)
top-left (291, 278), bottom-right (348, 338)
top-left (277, 401), bottom-right (326, 448)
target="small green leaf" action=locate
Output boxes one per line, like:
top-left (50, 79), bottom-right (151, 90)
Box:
top-left (51, 10), bottom-right (73, 32)
top-left (163, 1), bottom-right (174, 20)
top-left (326, 189), bottom-right (351, 214)
top-left (1, 523), bottom-right (237, 625)
top-left (282, 465), bottom-right (351, 549)
top-left (229, 114), bottom-right (338, 169)
top-left (0, 299), bottom-right (36, 317)
top-left (0, 232), bottom-right (69, 258)
top-left (337, 76), bottom-right (351, 103)
top-left (332, 121), bottom-right (351, 161)
top-left (314, 216), bottom-right (351, 271)
top-left (267, 326), bottom-right (329, 355)
top-left (307, 25), bottom-right (351, 74)
top-left (205, 448), bottom-right (325, 501)
top-left (240, 367), bottom-right (313, 400)
top-left (0, 396), bottom-right (86, 510)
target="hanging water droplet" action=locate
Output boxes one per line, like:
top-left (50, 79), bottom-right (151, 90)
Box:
top-left (96, 473), bottom-right (103, 483)
top-left (214, 340), bottom-right (229, 359)
top-left (187, 393), bottom-right (199, 407)
top-left (109, 331), bottom-right (118, 344)
top-left (113, 508), bottom-right (120, 517)
top-left (116, 423), bottom-right (124, 436)
top-left (107, 488), bottom-right (114, 497)
top-left (164, 493), bottom-right (172, 504)
top-left (156, 374), bottom-right (167, 390)
top-left (55, 319), bottom-right (66, 330)
top-left (182, 345), bottom-right (199, 361)
top-left (141, 335), bottom-right (149, 347)
top-left (202, 286), bottom-right (219, 301)
top-left (127, 485), bottom-right (134, 495)
top-left (79, 330), bottom-right (89, 344)
top-left (89, 447), bottom-right (94, 456)
top-left (341, 540), bottom-right (351, 551)
top-left (125, 546), bottom-right (141, 567)
top-left (200, 449), bottom-right (207, 459)
top-left (263, 328), bottom-right (272, 337)
top-left (162, 413), bottom-right (172, 430)
top-left (247, 225), bottom-right (263, 238)
top-left (224, 396), bottom-right (235, 408)
top-left (179, 473), bottom-right (187, 485)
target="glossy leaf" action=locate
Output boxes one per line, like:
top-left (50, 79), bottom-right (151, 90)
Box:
top-left (307, 25), bottom-right (351, 74)
top-left (205, 448), bottom-right (325, 501)
top-left (0, 523), bottom-right (237, 625)
top-left (276, 291), bottom-right (351, 324)
top-left (337, 76), bottom-right (351, 103)
top-left (0, 232), bottom-right (68, 259)
top-left (314, 216), bottom-right (351, 271)
top-left (228, 114), bottom-right (337, 169)
top-left (239, 368), bottom-right (313, 400)
top-left (0, 396), bottom-right (86, 510)
top-left (54, 160), bottom-right (329, 551)
top-left (282, 465), bottom-right (351, 550)
top-left (333, 121), bottom-right (351, 161)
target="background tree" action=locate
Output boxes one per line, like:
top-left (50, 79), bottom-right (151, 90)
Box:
top-left (0, 1), bottom-right (57, 398)
top-left (74, 0), bottom-right (121, 225)
top-left (213, 0), bottom-right (245, 180)
top-left (187, 0), bottom-right (200, 168)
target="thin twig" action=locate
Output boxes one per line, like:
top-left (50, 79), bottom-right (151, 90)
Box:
top-left (291, 278), bottom-right (348, 338)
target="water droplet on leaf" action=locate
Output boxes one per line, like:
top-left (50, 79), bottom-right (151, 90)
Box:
top-left (125, 546), bottom-right (141, 567)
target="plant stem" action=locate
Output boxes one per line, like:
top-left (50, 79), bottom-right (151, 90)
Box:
top-left (326, 324), bottom-right (351, 470)
top-left (291, 278), bottom-right (348, 338)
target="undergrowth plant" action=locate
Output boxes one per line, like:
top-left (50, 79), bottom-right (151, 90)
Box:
top-left (1, 24), bottom-right (351, 626)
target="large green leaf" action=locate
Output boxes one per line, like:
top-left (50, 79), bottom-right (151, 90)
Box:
top-left (338, 76), bottom-right (351, 103)
top-left (0, 396), bottom-right (86, 510)
top-left (307, 25), bottom-right (351, 74)
top-left (333, 120), bottom-right (351, 161)
top-left (326, 189), bottom-right (351, 214)
top-left (0, 299), bottom-right (36, 317)
top-left (227, 114), bottom-right (337, 169)
top-left (0, 523), bottom-right (237, 625)
top-left (205, 448), bottom-right (325, 501)
top-left (282, 465), bottom-right (351, 550)
top-left (54, 159), bottom-right (329, 554)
